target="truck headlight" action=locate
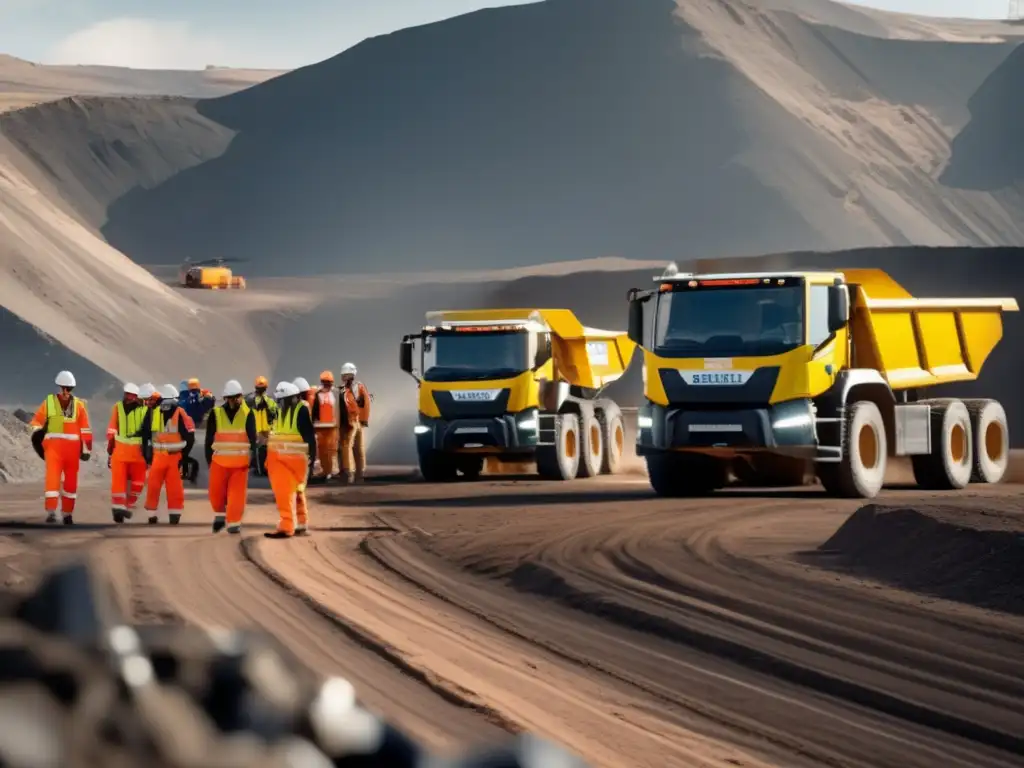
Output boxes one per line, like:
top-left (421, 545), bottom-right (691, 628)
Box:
top-left (518, 418), bottom-right (538, 431)
top-left (773, 413), bottom-right (811, 430)
top-left (413, 425), bottom-right (430, 435)
top-left (638, 415), bottom-right (653, 429)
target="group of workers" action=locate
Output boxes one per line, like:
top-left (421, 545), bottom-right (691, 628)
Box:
top-left (29, 364), bottom-right (372, 539)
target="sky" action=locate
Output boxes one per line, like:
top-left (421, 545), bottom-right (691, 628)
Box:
top-left (0, 0), bottom-right (1014, 71)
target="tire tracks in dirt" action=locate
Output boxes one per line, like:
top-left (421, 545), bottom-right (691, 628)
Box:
top-left (249, 529), bottom-right (768, 768)
top-left (365, 485), bottom-right (1024, 768)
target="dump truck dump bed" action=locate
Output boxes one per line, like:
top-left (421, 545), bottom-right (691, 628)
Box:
top-left (844, 268), bottom-right (1018, 390)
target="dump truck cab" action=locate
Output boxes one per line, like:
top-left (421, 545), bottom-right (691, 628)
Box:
top-left (400, 309), bottom-right (635, 482)
top-left (627, 264), bottom-right (1018, 498)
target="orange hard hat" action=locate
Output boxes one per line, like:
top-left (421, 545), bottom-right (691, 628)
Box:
top-left (188, 378), bottom-right (200, 390)
top-left (320, 370), bottom-right (334, 383)
top-left (255, 376), bottom-right (269, 388)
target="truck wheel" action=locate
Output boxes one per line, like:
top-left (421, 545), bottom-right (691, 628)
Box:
top-left (912, 400), bottom-right (973, 490)
top-left (820, 400), bottom-right (886, 498)
top-left (599, 409), bottom-right (625, 475)
top-left (577, 411), bottom-right (603, 478)
top-left (418, 449), bottom-right (458, 483)
top-left (646, 452), bottom-right (726, 497)
top-left (458, 456), bottom-right (485, 480)
top-left (536, 414), bottom-right (580, 481)
top-left (963, 399), bottom-right (1009, 484)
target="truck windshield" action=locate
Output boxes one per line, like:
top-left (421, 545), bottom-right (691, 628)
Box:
top-left (423, 329), bottom-right (530, 382)
top-left (654, 285), bottom-right (805, 358)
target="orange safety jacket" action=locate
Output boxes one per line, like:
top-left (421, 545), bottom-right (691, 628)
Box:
top-left (341, 381), bottom-right (371, 425)
top-left (30, 394), bottom-right (93, 452)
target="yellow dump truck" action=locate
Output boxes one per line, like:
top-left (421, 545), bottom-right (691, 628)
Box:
top-left (400, 309), bottom-right (636, 481)
top-left (626, 265), bottom-right (1018, 498)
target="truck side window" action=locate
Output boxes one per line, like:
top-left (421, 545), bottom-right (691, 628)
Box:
top-left (808, 285), bottom-right (831, 347)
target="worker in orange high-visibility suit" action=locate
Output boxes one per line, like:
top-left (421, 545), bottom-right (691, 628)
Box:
top-left (338, 362), bottom-right (372, 485)
top-left (107, 382), bottom-right (150, 524)
top-left (29, 370), bottom-right (93, 525)
top-left (264, 381), bottom-right (318, 539)
top-left (205, 379), bottom-right (257, 534)
top-left (311, 370), bottom-right (339, 480)
top-left (140, 385), bottom-right (195, 526)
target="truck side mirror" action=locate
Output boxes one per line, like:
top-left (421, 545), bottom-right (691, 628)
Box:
top-left (827, 285), bottom-right (849, 333)
top-left (627, 298), bottom-right (644, 346)
top-left (399, 339), bottom-right (414, 374)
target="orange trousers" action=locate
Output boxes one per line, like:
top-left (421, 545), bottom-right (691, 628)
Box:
top-left (208, 461), bottom-right (249, 527)
top-left (315, 427), bottom-right (338, 476)
top-left (145, 453), bottom-right (184, 513)
top-left (266, 452), bottom-right (309, 535)
top-left (44, 440), bottom-right (80, 515)
top-left (111, 457), bottom-right (147, 513)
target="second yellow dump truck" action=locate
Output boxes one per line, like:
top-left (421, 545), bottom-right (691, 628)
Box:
top-left (400, 309), bottom-right (636, 481)
top-left (626, 265), bottom-right (1018, 498)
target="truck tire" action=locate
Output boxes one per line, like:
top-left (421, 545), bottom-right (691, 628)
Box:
top-left (599, 408), bottom-right (625, 475)
top-left (911, 399), bottom-right (973, 490)
top-left (819, 400), bottom-right (886, 498)
top-left (536, 414), bottom-right (580, 481)
top-left (646, 452), bottom-right (727, 497)
top-left (963, 399), bottom-right (1009, 484)
top-left (577, 411), bottom-right (603, 478)
top-left (418, 449), bottom-right (458, 483)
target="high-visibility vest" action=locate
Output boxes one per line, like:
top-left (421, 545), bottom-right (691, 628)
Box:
top-left (314, 390), bottom-right (336, 429)
top-left (151, 408), bottom-right (187, 453)
top-left (42, 394), bottom-right (82, 441)
top-left (251, 394), bottom-right (277, 433)
top-left (342, 382), bottom-right (371, 423)
top-left (115, 402), bottom-right (146, 446)
top-left (211, 404), bottom-right (251, 467)
top-left (268, 404), bottom-right (309, 456)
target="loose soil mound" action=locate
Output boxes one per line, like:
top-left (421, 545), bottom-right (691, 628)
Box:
top-left (819, 502), bottom-right (1024, 615)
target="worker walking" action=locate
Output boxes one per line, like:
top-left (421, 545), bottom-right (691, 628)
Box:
top-left (29, 371), bottom-right (93, 525)
top-left (311, 371), bottom-right (339, 480)
top-left (294, 377), bottom-right (316, 411)
top-left (264, 382), bottom-right (317, 539)
top-left (246, 376), bottom-right (278, 476)
top-left (107, 382), bottom-right (150, 523)
top-left (206, 380), bottom-right (257, 534)
top-left (338, 362), bottom-right (372, 484)
top-left (140, 385), bottom-right (195, 525)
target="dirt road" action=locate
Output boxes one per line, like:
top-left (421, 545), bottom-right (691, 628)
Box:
top-left (0, 476), bottom-right (1021, 767)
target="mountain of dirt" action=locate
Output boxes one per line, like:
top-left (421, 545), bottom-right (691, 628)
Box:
top-left (56, 0), bottom-right (1021, 276)
top-left (0, 54), bottom-right (285, 113)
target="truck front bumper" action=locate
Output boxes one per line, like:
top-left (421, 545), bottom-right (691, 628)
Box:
top-left (635, 399), bottom-right (816, 457)
top-left (415, 410), bottom-right (540, 454)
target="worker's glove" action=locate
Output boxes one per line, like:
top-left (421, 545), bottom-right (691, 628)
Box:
top-left (106, 457), bottom-right (112, 469)
top-left (360, 421), bottom-right (369, 428)
top-left (31, 430), bottom-right (45, 460)
top-left (80, 451), bottom-right (90, 462)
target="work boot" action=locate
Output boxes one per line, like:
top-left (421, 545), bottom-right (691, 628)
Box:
top-left (212, 514), bottom-right (226, 533)
top-left (112, 510), bottom-right (125, 524)
top-left (263, 530), bottom-right (292, 539)
top-left (353, 470), bottom-right (364, 485)
top-left (62, 514), bottom-right (73, 526)
top-left (148, 516), bottom-right (159, 525)
top-left (227, 524), bottom-right (241, 535)
top-left (123, 509), bottom-right (134, 521)
top-left (169, 513), bottom-right (181, 525)
top-left (295, 526), bottom-right (309, 537)
top-left (45, 511), bottom-right (58, 524)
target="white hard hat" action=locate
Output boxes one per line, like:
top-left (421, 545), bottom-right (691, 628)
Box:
top-left (55, 371), bottom-right (76, 388)
top-left (274, 381), bottom-right (300, 399)
top-left (160, 384), bottom-right (179, 400)
top-left (123, 382), bottom-right (140, 396)
top-left (222, 379), bottom-right (244, 397)
top-left (292, 377), bottom-right (311, 392)
top-left (139, 383), bottom-right (157, 399)
top-left (340, 362), bottom-right (357, 376)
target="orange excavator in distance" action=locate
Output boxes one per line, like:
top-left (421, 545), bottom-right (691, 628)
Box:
top-left (179, 258), bottom-right (246, 290)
